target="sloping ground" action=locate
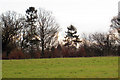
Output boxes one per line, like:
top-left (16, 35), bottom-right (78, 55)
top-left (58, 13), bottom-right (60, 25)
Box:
top-left (2, 57), bottom-right (118, 78)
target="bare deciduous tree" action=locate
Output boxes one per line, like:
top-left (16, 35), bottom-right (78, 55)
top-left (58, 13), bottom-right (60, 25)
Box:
top-left (1, 11), bottom-right (22, 56)
top-left (37, 8), bottom-right (60, 56)
top-left (90, 32), bottom-right (117, 56)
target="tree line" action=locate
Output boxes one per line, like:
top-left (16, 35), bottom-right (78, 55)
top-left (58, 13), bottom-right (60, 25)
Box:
top-left (1, 7), bottom-right (120, 59)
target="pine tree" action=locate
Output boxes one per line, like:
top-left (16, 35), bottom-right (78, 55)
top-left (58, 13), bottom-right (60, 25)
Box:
top-left (63, 25), bottom-right (81, 49)
top-left (23, 7), bottom-right (39, 58)
top-left (111, 12), bottom-right (120, 34)
top-left (110, 12), bottom-right (120, 55)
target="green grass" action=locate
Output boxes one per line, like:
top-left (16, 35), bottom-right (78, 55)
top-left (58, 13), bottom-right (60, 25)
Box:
top-left (2, 57), bottom-right (118, 78)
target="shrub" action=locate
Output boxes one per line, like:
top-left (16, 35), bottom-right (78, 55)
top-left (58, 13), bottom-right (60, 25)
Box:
top-left (34, 51), bottom-right (41, 58)
top-left (78, 47), bottom-right (87, 57)
top-left (2, 52), bottom-right (8, 59)
top-left (8, 49), bottom-right (25, 59)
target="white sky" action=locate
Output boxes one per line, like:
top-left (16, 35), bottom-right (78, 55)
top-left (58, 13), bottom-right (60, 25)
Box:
top-left (0, 0), bottom-right (119, 39)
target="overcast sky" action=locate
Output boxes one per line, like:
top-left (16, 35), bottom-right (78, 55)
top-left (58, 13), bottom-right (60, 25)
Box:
top-left (0, 0), bottom-right (119, 39)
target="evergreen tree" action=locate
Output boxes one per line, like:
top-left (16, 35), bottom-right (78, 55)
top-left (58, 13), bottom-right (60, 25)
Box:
top-left (22, 7), bottom-right (39, 58)
top-left (63, 25), bottom-right (81, 49)
top-left (111, 12), bottom-right (120, 35)
top-left (110, 12), bottom-right (120, 55)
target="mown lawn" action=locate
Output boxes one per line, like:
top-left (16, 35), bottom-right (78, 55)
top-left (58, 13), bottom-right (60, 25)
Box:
top-left (2, 57), bottom-right (118, 78)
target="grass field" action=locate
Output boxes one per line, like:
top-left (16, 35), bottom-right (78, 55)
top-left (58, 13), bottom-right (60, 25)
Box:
top-left (2, 57), bottom-right (118, 78)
